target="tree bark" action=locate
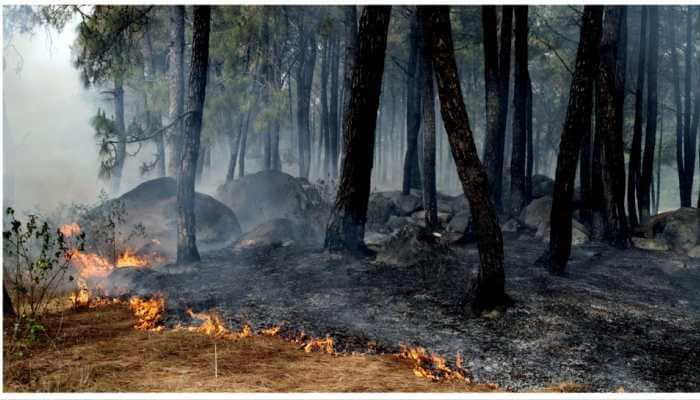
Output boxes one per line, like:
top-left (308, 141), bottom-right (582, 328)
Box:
top-left (321, 34), bottom-right (331, 177)
top-left (509, 6), bottom-right (528, 216)
top-left (329, 32), bottom-right (341, 178)
top-left (324, 6), bottom-right (391, 254)
top-left (525, 74), bottom-right (533, 202)
top-left (296, 19), bottom-right (317, 179)
top-left (341, 5), bottom-right (357, 163)
top-left (176, 5), bottom-right (210, 264)
top-left (681, 7), bottom-right (695, 208)
top-left (481, 6), bottom-right (513, 212)
top-left (3, 284), bottom-right (15, 318)
top-left (418, 15), bottom-right (438, 230)
top-left (420, 5), bottom-right (509, 313)
top-left (545, 6), bottom-right (603, 274)
top-left (111, 76), bottom-right (126, 195)
top-left (167, 5), bottom-right (185, 177)
top-left (639, 6), bottom-right (658, 223)
top-left (402, 9), bottom-right (422, 195)
top-left (628, 7), bottom-right (647, 228)
top-left (596, 6), bottom-right (628, 247)
top-left (226, 115), bottom-right (242, 183)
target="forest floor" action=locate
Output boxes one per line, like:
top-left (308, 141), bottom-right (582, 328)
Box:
top-left (3, 303), bottom-right (503, 392)
top-left (109, 234), bottom-right (700, 392)
top-left (5, 235), bottom-right (699, 392)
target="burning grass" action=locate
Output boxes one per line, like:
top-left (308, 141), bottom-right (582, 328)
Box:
top-left (3, 303), bottom-right (502, 392)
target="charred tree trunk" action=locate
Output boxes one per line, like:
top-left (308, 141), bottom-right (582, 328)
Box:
top-left (341, 5), bottom-right (358, 161)
top-left (421, 5), bottom-right (509, 313)
top-left (3, 284), bottom-right (15, 318)
top-left (510, 6), bottom-right (528, 216)
top-left (167, 5), bottom-right (185, 177)
top-left (628, 7), bottom-right (647, 228)
top-left (596, 6), bottom-right (628, 247)
top-left (297, 22), bottom-right (317, 179)
top-left (324, 6), bottom-right (391, 254)
top-left (111, 76), bottom-right (126, 195)
top-left (639, 6), bottom-right (659, 223)
top-left (545, 6), bottom-right (603, 274)
top-left (176, 5), bottom-right (210, 264)
top-left (402, 10), bottom-right (422, 195)
top-left (681, 7), bottom-right (695, 208)
top-left (418, 17), bottom-right (439, 230)
top-left (481, 6), bottom-right (513, 212)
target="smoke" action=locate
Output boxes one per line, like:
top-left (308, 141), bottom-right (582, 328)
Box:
top-left (3, 15), bottom-right (108, 215)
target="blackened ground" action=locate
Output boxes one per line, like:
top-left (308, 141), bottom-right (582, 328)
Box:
top-left (114, 236), bottom-right (700, 392)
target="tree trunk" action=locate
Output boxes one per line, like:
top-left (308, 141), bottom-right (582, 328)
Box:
top-left (545, 6), bottom-right (603, 274)
top-left (341, 5), bottom-right (357, 160)
top-left (402, 10), bottom-right (422, 195)
top-left (156, 113), bottom-right (166, 178)
top-left (481, 6), bottom-right (513, 212)
top-left (176, 5), bottom-right (210, 264)
top-left (509, 6), bottom-right (528, 216)
top-left (297, 21), bottom-right (316, 179)
top-left (421, 5), bottom-right (509, 313)
top-left (681, 7), bottom-right (695, 208)
top-left (596, 6), bottom-right (628, 247)
top-left (628, 7), bottom-right (647, 228)
top-left (639, 6), bottom-right (658, 223)
top-left (321, 34), bottom-right (331, 178)
top-left (111, 76), bottom-right (126, 195)
top-left (3, 284), bottom-right (15, 318)
top-left (167, 5), bottom-right (185, 177)
top-left (324, 5), bottom-right (391, 254)
top-left (525, 74), bottom-right (533, 202)
top-left (226, 116), bottom-right (242, 183)
top-left (670, 7), bottom-right (688, 208)
top-left (418, 16), bottom-right (438, 230)
top-left (329, 32), bottom-right (341, 178)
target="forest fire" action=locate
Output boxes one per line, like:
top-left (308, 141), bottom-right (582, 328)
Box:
top-left (398, 345), bottom-right (469, 383)
top-left (184, 309), bottom-right (253, 339)
top-left (129, 295), bottom-right (165, 332)
top-left (302, 335), bottom-right (335, 354)
top-left (59, 222), bottom-right (82, 237)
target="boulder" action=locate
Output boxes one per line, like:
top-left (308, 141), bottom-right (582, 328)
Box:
top-left (364, 231), bottom-right (391, 247)
top-left (687, 245), bottom-right (700, 258)
top-left (376, 224), bottom-right (450, 266)
top-left (386, 215), bottom-right (414, 231)
top-left (520, 196), bottom-right (553, 230)
top-left (631, 237), bottom-right (670, 252)
top-left (216, 171), bottom-right (330, 239)
top-left (367, 192), bottom-right (401, 226)
top-left (82, 177), bottom-right (241, 259)
top-left (446, 210), bottom-right (471, 233)
top-left (636, 208), bottom-right (700, 253)
top-left (531, 175), bottom-right (555, 199)
top-left (535, 219), bottom-right (589, 246)
top-left (411, 210), bottom-right (452, 224)
top-left (501, 219), bottom-right (523, 233)
top-left (234, 218), bottom-right (312, 251)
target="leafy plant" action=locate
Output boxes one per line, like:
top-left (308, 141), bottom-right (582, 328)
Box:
top-left (3, 207), bottom-right (85, 319)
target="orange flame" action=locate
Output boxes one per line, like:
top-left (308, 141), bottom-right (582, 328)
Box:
top-left (184, 309), bottom-right (253, 340)
top-left (302, 335), bottom-right (335, 354)
top-left (397, 345), bottom-right (469, 382)
top-left (60, 223), bottom-right (82, 237)
top-left (129, 295), bottom-right (165, 332)
top-left (259, 326), bottom-right (281, 337)
top-left (69, 278), bottom-right (90, 308)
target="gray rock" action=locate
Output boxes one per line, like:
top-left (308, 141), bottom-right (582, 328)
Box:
top-left (216, 171), bottom-right (329, 239)
top-left (632, 237), bottom-right (671, 252)
top-left (636, 208), bottom-right (700, 253)
top-left (446, 210), bottom-right (471, 233)
top-left (234, 218), bottom-right (315, 251)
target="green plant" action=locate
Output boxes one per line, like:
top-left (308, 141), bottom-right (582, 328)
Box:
top-left (3, 207), bottom-right (85, 319)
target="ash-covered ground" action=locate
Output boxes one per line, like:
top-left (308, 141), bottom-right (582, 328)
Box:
top-left (114, 234), bottom-right (700, 392)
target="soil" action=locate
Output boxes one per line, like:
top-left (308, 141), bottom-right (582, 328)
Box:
top-left (110, 234), bottom-right (700, 392)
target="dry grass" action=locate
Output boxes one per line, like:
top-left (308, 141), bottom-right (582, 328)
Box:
top-left (3, 303), bottom-right (501, 393)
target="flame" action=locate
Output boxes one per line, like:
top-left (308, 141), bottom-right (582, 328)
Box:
top-left (259, 326), bottom-right (281, 337)
top-left (184, 309), bottom-right (253, 340)
top-left (69, 278), bottom-right (90, 308)
top-left (302, 335), bottom-right (335, 354)
top-left (60, 223), bottom-right (82, 237)
top-left (129, 295), bottom-right (165, 332)
top-left (116, 248), bottom-right (149, 267)
top-left (397, 345), bottom-right (469, 382)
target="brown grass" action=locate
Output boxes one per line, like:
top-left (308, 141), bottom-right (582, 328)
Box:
top-left (4, 303), bottom-right (501, 392)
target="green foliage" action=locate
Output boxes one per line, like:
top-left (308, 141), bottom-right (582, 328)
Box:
top-left (3, 207), bottom-right (85, 320)
top-left (91, 108), bottom-right (119, 181)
